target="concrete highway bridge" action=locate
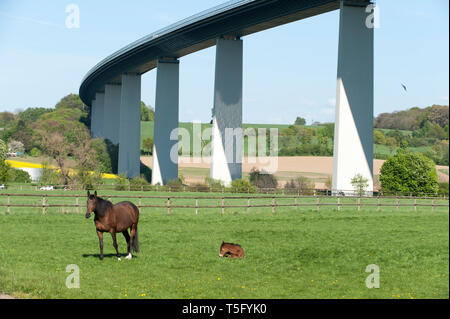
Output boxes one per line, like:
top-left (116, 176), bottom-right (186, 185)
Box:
top-left (79, 0), bottom-right (375, 192)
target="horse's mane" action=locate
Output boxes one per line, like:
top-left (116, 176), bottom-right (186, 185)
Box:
top-left (91, 196), bottom-right (113, 216)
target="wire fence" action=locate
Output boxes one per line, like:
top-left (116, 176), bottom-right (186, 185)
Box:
top-left (0, 192), bottom-right (448, 215)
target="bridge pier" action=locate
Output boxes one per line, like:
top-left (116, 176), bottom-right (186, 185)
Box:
top-left (210, 37), bottom-right (243, 186)
top-left (118, 73), bottom-right (141, 178)
top-left (332, 1), bottom-right (374, 194)
top-left (152, 58), bottom-right (180, 185)
top-left (103, 83), bottom-right (121, 144)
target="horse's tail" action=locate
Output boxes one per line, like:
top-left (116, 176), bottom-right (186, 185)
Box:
top-left (132, 225), bottom-right (139, 253)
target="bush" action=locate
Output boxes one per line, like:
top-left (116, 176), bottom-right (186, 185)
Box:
top-left (39, 162), bottom-right (60, 185)
top-left (73, 169), bottom-right (103, 190)
top-left (231, 178), bottom-right (256, 193)
top-left (166, 178), bottom-right (184, 191)
top-left (284, 176), bottom-right (315, 195)
top-left (114, 174), bottom-right (129, 191)
top-left (249, 167), bottom-right (278, 189)
top-left (11, 168), bottom-right (31, 183)
top-left (0, 160), bottom-right (13, 183)
top-left (380, 151), bottom-right (439, 195)
top-left (204, 176), bottom-right (224, 191)
top-left (30, 147), bottom-right (42, 157)
top-left (438, 182), bottom-right (449, 196)
top-left (351, 173), bottom-right (369, 196)
top-left (191, 182), bottom-right (210, 192)
top-left (91, 139), bottom-right (114, 174)
top-left (130, 176), bottom-right (149, 191)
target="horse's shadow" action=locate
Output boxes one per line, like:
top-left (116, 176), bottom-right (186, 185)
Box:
top-left (82, 253), bottom-right (139, 259)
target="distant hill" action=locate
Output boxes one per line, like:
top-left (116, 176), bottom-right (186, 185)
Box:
top-left (374, 105), bottom-right (449, 131)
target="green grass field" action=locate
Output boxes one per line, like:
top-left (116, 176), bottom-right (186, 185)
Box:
top-left (0, 191), bottom-right (448, 299)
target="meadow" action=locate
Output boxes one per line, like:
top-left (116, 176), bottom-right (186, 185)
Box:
top-left (0, 190), bottom-right (448, 299)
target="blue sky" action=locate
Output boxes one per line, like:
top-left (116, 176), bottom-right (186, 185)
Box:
top-left (0, 0), bottom-right (448, 124)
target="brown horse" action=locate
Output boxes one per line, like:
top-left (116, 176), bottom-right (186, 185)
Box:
top-left (219, 241), bottom-right (244, 258)
top-left (86, 191), bottom-right (139, 261)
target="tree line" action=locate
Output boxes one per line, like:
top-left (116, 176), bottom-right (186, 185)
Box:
top-left (0, 93), bottom-right (155, 188)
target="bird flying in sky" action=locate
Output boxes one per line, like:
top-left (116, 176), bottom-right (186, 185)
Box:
top-left (401, 83), bottom-right (407, 92)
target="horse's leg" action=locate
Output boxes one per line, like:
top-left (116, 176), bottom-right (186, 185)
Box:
top-left (97, 231), bottom-right (104, 260)
top-left (110, 231), bottom-right (121, 261)
top-left (129, 224), bottom-right (137, 254)
top-left (122, 230), bottom-right (131, 259)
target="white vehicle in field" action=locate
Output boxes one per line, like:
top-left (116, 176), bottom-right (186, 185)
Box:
top-left (0, 184), bottom-right (5, 189)
top-left (40, 186), bottom-right (54, 191)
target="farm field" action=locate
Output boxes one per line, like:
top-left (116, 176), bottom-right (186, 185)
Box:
top-left (0, 190), bottom-right (448, 299)
top-left (140, 156), bottom-right (450, 187)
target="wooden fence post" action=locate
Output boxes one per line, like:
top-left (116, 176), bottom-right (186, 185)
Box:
top-left (42, 195), bottom-right (46, 215)
top-left (167, 197), bottom-right (171, 214)
top-left (337, 196), bottom-right (341, 212)
top-left (357, 197), bottom-right (361, 211)
top-left (414, 198), bottom-right (417, 212)
top-left (221, 197), bottom-right (224, 215)
top-left (396, 193), bottom-right (399, 211)
top-left (7, 195), bottom-right (10, 214)
top-left (316, 196), bottom-right (320, 211)
top-left (377, 197), bottom-right (380, 212)
top-left (432, 199), bottom-right (434, 212)
top-left (138, 196), bottom-right (142, 210)
top-left (247, 197), bottom-right (250, 213)
top-left (76, 195), bottom-right (79, 214)
top-left (272, 197), bottom-right (275, 213)
top-left (195, 198), bottom-right (199, 215)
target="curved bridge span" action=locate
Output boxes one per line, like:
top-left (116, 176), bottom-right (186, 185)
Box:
top-left (80, 0), bottom-right (375, 192)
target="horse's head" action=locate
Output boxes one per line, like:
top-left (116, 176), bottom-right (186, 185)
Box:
top-left (219, 241), bottom-right (225, 257)
top-left (86, 190), bottom-right (97, 218)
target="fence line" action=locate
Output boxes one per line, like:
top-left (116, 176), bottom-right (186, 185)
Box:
top-left (2, 183), bottom-right (448, 199)
top-left (0, 193), bottom-right (447, 200)
top-left (0, 193), bottom-right (448, 215)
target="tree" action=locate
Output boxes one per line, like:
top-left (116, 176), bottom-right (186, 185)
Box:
top-left (380, 151), bottom-right (439, 195)
top-left (39, 161), bottom-right (60, 185)
top-left (33, 107), bottom-right (91, 185)
top-left (70, 126), bottom-right (104, 189)
top-left (231, 178), bottom-right (256, 193)
top-left (294, 117), bottom-right (306, 125)
top-left (373, 130), bottom-right (386, 145)
top-left (0, 140), bottom-right (7, 161)
top-left (55, 93), bottom-right (90, 127)
top-left (9, 120), bottom-right (36, 152)
top-left (351, 173), bottom-right (369, 196)
top-left (18, 107), bottom-right (53, 123)
top-left (0, 161), bottom-right (12, 184)
top-left (8, 140), bottom-right (24, 153)
top-left (38, 131), bottom-right (72, 186)
top-left (248, 167), bottom-right (278, 189)
top-left (141, 102), bottom-right (155, 121)
top-left (142, 137), bottom-right (154, 155)
top-left (55, 93), bottom-right (88, 112)
top-left (284, 176), bottom-right (315, 194)
top-left (10, 169), bottom-right (31, 183)
top-left (385, 137), bottom-right (397, 155)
